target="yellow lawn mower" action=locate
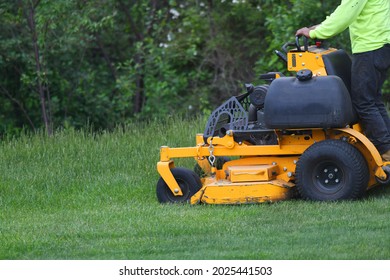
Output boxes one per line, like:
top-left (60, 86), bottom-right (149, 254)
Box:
top-left (156, 37), bottom-right (390, 204)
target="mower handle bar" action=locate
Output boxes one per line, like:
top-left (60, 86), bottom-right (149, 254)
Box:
top-left (277, 36), bottom-right (310, 64)
top-left (281, 36), bottom-right (309, 53)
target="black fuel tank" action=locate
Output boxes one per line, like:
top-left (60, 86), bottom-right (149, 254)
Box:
top-left (264, 75), bottom-right (357, 129)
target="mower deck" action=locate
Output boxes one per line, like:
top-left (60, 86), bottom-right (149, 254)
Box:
top-left (190, 177), bottom-right (294, 204)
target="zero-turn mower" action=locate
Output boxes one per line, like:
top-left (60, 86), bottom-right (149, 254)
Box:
top-left (156, 37), bottom-right (390, 204)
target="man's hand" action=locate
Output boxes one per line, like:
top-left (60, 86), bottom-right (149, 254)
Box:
top-left (295, 27), bottom-right (311, 38)
top-left (295, 25), bottom-right (319, 38)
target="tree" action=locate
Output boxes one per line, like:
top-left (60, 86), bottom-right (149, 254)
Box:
top-left (24, 0), bottom-right (52, 135)
top-left (0, 0), bottom-right (388, 135)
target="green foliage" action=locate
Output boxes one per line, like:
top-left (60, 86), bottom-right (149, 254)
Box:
top-left (0, 0), bottom-right (389, 134)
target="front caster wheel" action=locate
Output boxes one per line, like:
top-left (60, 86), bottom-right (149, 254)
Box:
top-left (156, 167), bottom-right (202, 203)
top-left (296, 140), bottom-right (369, 201)
top-left (376, 166), bottom-right (390, 185)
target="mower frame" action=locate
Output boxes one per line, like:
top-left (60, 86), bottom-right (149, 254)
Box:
top-left (156, 38), bottom-right (390, 204)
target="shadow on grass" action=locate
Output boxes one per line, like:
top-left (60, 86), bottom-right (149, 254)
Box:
top-left (364, 183), bottom-right (390, 199)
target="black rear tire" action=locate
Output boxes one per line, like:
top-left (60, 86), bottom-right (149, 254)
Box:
top-left (296, 140), bottom-right (369, 201)
top-left (157, 167), bottom-right (202, 203)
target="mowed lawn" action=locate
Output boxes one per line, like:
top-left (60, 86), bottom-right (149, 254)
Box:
top-left (0, 117), bottom-right (389, 260)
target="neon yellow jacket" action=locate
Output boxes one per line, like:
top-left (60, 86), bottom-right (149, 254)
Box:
top-left (309, 0), bottom-right (390, 54)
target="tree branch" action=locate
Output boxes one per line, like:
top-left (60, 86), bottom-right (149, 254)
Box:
top-left (0, 85), bottom-right (36, 130)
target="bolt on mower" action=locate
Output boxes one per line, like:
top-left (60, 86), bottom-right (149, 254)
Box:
top-left (156, 37), bottom-right (390, 205)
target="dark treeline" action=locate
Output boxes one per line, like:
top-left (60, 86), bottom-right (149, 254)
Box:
top-left (0, 0), bottom-right (387, 135)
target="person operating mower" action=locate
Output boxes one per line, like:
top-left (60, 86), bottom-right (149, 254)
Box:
top-left (296, 0), bottom-right (390, 161)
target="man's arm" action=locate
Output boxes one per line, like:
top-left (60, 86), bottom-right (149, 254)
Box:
top-left (296, 0), bottom-right (368, 39)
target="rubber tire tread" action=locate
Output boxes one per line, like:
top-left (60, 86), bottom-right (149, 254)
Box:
top-left (295, 139), bottom-right (369, 201)
top-left (156, 167), bottom-right (202, 203)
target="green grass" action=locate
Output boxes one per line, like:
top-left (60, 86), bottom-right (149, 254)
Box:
top-left (0, 116), bottom-right (389, 260)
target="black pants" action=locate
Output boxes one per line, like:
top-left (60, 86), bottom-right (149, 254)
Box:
top-left (351, 44), bottom-right (390, 154)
